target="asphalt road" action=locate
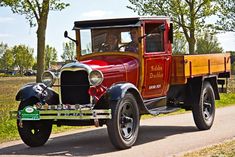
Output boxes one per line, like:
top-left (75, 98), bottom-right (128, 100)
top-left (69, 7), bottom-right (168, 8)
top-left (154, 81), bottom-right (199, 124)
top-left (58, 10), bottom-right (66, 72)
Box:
top-left (1, 105), bottom-right (235, 157)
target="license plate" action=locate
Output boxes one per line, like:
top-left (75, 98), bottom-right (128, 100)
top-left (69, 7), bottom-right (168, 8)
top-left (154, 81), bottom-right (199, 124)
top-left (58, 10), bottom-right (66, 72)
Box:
top-left (20, 106), bottom-right (40, 120)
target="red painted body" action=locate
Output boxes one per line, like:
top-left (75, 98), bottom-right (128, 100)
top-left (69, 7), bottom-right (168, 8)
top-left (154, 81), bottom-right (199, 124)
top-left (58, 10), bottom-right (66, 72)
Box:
top-left (76, 17), bottom-right (173, 100)
top-left (81, 55), bottom-right (139, 94)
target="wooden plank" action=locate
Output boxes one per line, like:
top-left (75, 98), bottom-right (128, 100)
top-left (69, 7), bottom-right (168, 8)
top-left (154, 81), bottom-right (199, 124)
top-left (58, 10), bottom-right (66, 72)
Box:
top-left (170, 53), bottom-right (231, 85)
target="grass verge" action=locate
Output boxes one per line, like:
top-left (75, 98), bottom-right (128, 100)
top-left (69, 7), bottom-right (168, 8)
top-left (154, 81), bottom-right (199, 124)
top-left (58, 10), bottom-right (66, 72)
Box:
top-left (183, 139), bottom-right (235, 157)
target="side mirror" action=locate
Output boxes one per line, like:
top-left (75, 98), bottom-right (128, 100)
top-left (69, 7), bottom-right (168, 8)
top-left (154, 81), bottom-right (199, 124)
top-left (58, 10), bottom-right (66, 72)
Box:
top-left (64, 31), bottom-right (68, 38)
top-left (63, 30), bottom-right (78, 46)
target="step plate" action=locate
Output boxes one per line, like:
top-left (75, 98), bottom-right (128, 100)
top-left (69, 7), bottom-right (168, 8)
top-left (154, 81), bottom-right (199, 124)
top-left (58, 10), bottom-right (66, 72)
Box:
top-left (149, 106), bottom-right (181, 115)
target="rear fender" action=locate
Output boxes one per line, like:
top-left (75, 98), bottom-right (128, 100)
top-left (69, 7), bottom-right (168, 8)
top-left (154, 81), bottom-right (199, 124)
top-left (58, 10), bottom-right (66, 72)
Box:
top-left (185, 75), bottom-right (219, 107)
top-left (16, 83), bottom-right (59, 105)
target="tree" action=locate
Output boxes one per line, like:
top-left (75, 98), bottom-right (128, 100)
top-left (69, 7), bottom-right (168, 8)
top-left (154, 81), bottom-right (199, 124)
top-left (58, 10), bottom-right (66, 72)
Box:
top-left (217, 0), bottom-right (235, 32)
top-left (128, 0), bottom-right (219, 54)
top-left (196, 32), bottom-right (223, 54)
top-left (0, 0), bottom-right (69, 82)
top-left (172, 32), bottom-right (187, 54)
top-left (12, 45), bottom-right (35, 74)
top-left (45, 45), bottom-right (57, 69)
top-left (0, 42), bottom-right (8, 57)
top-left (61, 41), bottom-right (76, 61)
top-left (0, 49), bottom-right (14, 71)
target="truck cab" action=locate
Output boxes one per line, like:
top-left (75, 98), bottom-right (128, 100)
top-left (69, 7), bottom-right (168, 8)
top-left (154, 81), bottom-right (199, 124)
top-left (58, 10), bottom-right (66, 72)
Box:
top-left (74, 17), bottom-right (173, 105)
top-left (12, 17), bottom-right (230, 150)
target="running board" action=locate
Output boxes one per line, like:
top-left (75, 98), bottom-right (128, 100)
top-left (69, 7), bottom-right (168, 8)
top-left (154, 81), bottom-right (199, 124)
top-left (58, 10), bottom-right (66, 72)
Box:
top-left (148, 106), bottom-right (181, 115)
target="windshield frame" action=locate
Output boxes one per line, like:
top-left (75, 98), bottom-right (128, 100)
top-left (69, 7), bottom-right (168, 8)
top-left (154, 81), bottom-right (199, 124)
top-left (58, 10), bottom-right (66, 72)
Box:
top-left (75, 26), bottom-right (142, 60)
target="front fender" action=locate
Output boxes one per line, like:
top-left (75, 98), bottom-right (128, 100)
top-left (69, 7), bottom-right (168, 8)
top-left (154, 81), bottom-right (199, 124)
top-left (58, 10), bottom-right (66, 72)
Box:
top-left (107, 82), bottom-right (139, 101)
top-left (106, 82), bottom-right (147, 114)
top-left (16, 83), bottom-right (59, 105)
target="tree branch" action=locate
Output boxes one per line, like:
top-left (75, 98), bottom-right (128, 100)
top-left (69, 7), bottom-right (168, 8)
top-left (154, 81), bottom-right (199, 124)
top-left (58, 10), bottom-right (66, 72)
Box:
top-left (194, 0), bottom-right (207, 17)
top-left (34, 0), bottom-right (41, 15)
top-left (25, 0), bottom-right (39, 22)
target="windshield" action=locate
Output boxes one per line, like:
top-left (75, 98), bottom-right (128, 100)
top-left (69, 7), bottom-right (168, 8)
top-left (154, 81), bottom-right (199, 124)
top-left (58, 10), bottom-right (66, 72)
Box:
top-left (80, 27), bottom-right (139, 55)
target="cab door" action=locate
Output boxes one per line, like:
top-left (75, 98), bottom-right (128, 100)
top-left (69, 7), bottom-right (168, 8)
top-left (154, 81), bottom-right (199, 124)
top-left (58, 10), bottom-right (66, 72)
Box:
top-left (141, 21), bottom-right (171, 101)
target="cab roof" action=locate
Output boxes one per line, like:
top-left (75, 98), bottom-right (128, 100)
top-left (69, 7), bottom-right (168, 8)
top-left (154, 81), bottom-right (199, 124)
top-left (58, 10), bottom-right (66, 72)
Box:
top-left (73, 16), bottom-right (171, 29)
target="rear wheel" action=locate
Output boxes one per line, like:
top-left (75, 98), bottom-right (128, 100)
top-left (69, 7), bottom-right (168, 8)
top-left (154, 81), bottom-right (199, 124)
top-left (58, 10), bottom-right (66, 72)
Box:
top-left (107, 93), bottom-right (140, 149)
top-left (17, 98), bottom-right (52, 147)
top-left (192, 82), bottom-right (215, 130)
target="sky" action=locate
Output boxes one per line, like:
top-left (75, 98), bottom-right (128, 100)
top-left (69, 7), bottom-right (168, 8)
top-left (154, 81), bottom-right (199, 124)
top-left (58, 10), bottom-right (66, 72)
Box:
top-left (0, 0), bottom-right (235, 61)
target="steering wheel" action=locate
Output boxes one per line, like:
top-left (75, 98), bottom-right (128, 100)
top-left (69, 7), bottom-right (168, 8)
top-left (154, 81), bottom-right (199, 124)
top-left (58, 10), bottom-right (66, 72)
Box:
top-left (98, 43), bottom-right (110, 52)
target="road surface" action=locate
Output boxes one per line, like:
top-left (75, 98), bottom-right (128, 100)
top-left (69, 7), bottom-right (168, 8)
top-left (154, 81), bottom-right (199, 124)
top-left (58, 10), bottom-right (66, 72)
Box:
top-left (1, 105), bottom-right (235, 157)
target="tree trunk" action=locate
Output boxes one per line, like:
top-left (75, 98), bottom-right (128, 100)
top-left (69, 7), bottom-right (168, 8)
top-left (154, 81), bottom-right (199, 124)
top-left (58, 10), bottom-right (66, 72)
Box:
top-left (188, 38), bottom-right (196, 54)
top-left (36, 24), bottom-right (46, 82)
top-left (36, 0), bottom-right (49, 83)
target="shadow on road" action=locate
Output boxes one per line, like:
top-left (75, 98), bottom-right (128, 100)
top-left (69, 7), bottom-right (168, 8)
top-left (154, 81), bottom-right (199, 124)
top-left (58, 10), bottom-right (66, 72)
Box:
top-left (0, 125), bottom-right (198, 156)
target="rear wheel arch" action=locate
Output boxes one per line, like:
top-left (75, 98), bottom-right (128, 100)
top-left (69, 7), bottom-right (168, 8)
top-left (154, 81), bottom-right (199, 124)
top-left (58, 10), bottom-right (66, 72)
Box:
top-left (185, 76), bottom-right (219, 107)
top-left (204, 76), bottom-right (220, 100)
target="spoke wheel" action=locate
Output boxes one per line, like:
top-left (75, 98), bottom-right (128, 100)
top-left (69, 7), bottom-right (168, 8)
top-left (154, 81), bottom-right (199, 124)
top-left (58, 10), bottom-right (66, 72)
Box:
top-left (107, 93), bottom-right (139, 149)
top-left (192, 81), bottom-right (215, 130)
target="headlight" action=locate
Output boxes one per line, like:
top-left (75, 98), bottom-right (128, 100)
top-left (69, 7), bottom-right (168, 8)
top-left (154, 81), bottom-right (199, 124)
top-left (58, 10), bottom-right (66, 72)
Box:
top-left (89, 70), bottom-right (104, 86)
top-left (41, 71), bottom-right (56, 87)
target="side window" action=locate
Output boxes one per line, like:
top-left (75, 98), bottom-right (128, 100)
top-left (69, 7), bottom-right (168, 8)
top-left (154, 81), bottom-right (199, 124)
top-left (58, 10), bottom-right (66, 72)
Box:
top-left (145, 23), bottom-right (164, 53)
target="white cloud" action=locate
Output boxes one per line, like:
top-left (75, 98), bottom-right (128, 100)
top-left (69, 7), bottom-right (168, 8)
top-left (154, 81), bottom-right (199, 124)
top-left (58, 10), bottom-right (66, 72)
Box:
top-left (0, 33), bottom-right (13, 38)
top-left (81, 10), bottom-right (113, 19)
top-left (0, 17), bottom-right (15, 23)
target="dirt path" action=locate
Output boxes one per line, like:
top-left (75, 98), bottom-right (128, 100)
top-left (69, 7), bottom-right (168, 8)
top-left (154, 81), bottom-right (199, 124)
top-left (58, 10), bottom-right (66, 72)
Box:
top-left (1, 105), bottom-right (235, 157)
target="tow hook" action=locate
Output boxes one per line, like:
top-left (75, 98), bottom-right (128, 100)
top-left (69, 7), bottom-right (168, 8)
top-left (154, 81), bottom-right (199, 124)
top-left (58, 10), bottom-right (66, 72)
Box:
top-left (93, 110), bottom-right (99, 127)
top-left (94, 118), bottom-right (100, 127)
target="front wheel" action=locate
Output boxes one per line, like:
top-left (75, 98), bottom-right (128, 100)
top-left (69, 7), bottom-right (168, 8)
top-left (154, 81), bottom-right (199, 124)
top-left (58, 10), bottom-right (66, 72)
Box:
top-left (17, 98), bottom-right (52, 147)
top-left (192, 81), bottom-right (215, 130)
top-left (107, 93), bottom-right (140, 149)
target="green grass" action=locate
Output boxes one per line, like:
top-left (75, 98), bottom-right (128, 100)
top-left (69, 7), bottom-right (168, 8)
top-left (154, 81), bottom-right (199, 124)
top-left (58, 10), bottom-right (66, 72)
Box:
top-left (183, 139), bottom-right (235, 157)
top-left (0, 77), bottom-right (235, 144)
top-left (216, 93), bottom-right (235, 107)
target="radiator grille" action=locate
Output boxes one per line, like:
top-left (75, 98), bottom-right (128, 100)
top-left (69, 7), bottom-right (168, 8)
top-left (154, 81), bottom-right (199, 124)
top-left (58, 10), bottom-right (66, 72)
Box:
top-left (61, 70), bottom-right (90, 104)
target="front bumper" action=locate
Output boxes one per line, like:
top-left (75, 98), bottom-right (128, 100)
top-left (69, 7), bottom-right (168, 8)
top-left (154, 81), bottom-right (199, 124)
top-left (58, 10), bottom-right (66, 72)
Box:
top-left (10, 105), bottom-right (111, 121)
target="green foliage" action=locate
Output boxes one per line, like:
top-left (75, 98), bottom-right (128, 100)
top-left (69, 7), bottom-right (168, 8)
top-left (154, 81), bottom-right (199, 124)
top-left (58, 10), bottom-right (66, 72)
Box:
top-left (0, 42), bottom-right (8, 57)
top-left (0, 0), bottom-right (69, 82)
top-left (0, 49), bottom-right (14, 70)
top-left (0, 0), bottom-right (70, 27)
top-left (217, 0), bottom-right (235, 32)
top-left (0, 43), bottom-right (36, 72)
top-left (12, 45), bottom-right (35, 74)
top-left (128, 0), bottom-right (220, 54)
top-left (61, 41), bottom-right (76, 61)
top-left (196, 31), bottom-right (223, 54)
top-left (45, 45), bottom-right (57, 69)
top-left (172, 31), bottom-right (187, 54)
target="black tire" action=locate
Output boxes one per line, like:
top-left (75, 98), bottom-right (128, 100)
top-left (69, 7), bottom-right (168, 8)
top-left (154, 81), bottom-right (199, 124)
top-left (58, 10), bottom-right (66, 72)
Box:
top-left (107, 93), bottom-right (140, 149)
top-left (192, 81), bottom-right (215, 130)
top-left (17, 98), bottom-right (52, 147)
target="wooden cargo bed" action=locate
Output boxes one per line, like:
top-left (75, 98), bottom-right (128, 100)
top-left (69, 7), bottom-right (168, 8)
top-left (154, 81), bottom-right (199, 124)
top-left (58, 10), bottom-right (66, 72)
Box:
top-left (170, 53), bottom-right (231, 85)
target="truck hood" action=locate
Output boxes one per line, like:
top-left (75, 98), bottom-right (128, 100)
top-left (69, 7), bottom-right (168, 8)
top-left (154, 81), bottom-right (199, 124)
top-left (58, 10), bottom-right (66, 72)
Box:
top-left (81, 55), bottom-right (139, 87)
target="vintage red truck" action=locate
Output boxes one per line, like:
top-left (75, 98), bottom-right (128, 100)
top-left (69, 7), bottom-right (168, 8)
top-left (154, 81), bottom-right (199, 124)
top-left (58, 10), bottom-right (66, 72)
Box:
top-left (11, 17), bottom-right (231, 149)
